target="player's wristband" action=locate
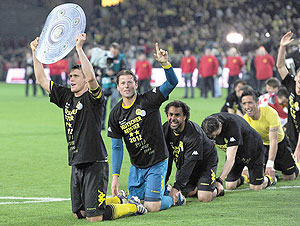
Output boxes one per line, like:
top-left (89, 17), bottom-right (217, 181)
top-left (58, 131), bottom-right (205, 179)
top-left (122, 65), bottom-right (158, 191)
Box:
top-left (216, 177), bottom-right (224, 185)
top-left (161, 62), bottom-right (171, 69)
top-left (266, 160), bottom-right (274, 168)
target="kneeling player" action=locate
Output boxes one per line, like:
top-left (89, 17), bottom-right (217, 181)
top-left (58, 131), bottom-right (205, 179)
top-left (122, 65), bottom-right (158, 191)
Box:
top-left (202, 113), bottom-right (276, 194)
top-left (164, 100), bottom-right (219, 202)
top-left (242, 90), bottom-right (299, 181)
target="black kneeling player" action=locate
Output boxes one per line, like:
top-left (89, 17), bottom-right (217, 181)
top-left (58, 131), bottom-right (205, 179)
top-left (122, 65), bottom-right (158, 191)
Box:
top-left (201, 112), bottom-right (276, 194)
top-left (163, 100), bottom-right (219, 201)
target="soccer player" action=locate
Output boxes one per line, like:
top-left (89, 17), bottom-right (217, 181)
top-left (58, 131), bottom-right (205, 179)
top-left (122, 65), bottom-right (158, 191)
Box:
top-left (30, 34), bottom-right (146, 222)
top-left (220, 79), bottom-right (246, 116)
top-left (163, 100), bottom-right (219, 202)
top-left (242, 90), bottom-right (298, 181)
top-left (201, 113), bottom-right (276, 194)
top-left (108, 43), bottom-right (185, 212)
top-left (277, 31), bottom-right (300, 164)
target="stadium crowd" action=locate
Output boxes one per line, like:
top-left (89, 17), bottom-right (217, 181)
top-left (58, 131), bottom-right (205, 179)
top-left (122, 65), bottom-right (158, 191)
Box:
top-left (1, 0), bottom-right (300, 79)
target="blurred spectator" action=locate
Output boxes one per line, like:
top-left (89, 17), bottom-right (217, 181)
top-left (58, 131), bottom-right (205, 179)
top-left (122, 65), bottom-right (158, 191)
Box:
top-left (24, 52), bottom-right (46, 97)
top-left (198, 48), bottom-right (219, 98)
top-left (101, 42), bottom-right (127, 130)
top-left (254, 46), bottom-right (275, 92)
top-left (180, 49), bottom-right (197, 98)
top-left (47, 59), bottom-right (69, 86)
top-left (135, 53), bottom-right (152, 93)
top-left (286, 39), bottom-right (300, 74)
top-left (225, 47), bottom-right (245, 95)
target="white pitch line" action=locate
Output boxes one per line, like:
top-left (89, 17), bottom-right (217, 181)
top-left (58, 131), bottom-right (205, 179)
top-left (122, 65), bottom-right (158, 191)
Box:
top-left (0, 197), bottom-right (70, 205)
top-left (1, 185), bottom-right (299, 205)
top-left (225, 185), bottom-right (300, 192)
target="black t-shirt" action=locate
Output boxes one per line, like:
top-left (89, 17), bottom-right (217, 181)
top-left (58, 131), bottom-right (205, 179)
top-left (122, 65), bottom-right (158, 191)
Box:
top-left (282, 73), bottom-right (300, 148)
top-left (212, 112), bottom-right (262, 164)
top-left (49, 82), bottom-right (107, 166)
top-left (108, 87), bottom-right (169, 168)
top-left (220, 92), bottom-right (243, 114)
top-left (163, 121), bottom-right (218, 190)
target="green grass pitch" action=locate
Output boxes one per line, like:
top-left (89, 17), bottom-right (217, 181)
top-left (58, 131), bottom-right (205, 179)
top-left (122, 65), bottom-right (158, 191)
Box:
top-left (1, 83), bottom-right (300, 226)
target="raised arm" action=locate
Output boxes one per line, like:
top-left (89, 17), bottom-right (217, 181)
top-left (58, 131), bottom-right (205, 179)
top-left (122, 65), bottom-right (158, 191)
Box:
top-left (276, 31), bottom-right (294, 80)
top-left (75, 33), bottom-right (99, 91)
top-left (30, 37), bottom-right (50, 93)
top-left (154, 43), bottom-right (178, 98)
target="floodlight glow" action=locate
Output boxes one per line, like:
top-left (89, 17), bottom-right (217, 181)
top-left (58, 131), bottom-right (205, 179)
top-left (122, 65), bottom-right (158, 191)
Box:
top-left (226, 32), bottom-right (243, 44)
top-left (265, 32), bottom-right (270, 38)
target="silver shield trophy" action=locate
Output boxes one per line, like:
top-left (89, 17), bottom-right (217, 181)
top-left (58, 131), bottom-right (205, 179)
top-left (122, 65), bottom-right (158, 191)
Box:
top-left (35, 3), bottom-right (86, 64)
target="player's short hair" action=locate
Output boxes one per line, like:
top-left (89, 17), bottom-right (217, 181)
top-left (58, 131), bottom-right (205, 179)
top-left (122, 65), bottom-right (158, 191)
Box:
top-left (238, 85), bottom-right (254, 96)
top-left (266, 77), bottom-right (281, 89)
top-left (70, 64), bottom-right (84, 77)
top-left (164, 100), bottom-right (190, 122)
top-left (116, 70), bottom-right (137, 84)
top-left (71, 64), bottom-right (82, 71)
top-left (234, 79), bottom-right (246, 88)
top-left (241, 90), bottom-right (260, 102)
top-left (277, 87), bottom-right (289, 98)
top-left (201, 115), bottom-right (221, 137)
top-left (110, 42), bottom-right (120, 50)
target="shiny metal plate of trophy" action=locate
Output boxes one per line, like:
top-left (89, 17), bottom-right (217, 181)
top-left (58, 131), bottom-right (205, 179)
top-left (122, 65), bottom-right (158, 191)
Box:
top-left (35, 3), bottom-right (86, 64)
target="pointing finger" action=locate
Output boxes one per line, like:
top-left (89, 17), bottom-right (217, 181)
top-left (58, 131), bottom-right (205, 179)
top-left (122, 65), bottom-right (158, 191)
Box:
top-left (155, 43), bottom-right (159, 54)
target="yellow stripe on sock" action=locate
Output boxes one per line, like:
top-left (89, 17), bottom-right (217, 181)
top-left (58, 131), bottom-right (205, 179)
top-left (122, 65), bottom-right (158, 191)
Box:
top-left (110, 204), bottom-right (137, 219)
top-left (106, 196), bottom-right (121, 205)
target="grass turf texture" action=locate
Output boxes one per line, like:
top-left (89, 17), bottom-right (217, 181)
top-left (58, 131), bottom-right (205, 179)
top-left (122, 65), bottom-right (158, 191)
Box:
top-left (1, 83), bottom-right (300, 226)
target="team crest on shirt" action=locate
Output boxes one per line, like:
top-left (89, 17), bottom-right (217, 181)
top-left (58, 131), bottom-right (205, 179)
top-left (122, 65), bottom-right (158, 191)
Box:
top-left (152, 88), bottom-right (156, 93)
top-left (136, 108), bottom-right (146, 117)
top-left (65, 102), bottom-right (70, 109)
top-left (76, 101), bottom-right (83, 110)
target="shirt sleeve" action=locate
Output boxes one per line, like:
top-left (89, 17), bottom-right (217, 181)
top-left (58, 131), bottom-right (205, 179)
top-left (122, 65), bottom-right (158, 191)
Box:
top-left (282, 73), bottom-right (294, 93)
top-left (49, 81), bottom-right (70, 108)
top-left (267, 107), bottom-right (281, 128)
top-left (107, 108), bottom-right (123, 139)
top-left (225, 121), bottom-right (243, 147)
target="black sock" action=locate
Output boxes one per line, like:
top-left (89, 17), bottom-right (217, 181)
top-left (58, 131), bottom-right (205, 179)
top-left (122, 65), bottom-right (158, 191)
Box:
top-left (236, 176), bottom-right (244, 188)
top-left (103, 205), bottom-right (114, 221)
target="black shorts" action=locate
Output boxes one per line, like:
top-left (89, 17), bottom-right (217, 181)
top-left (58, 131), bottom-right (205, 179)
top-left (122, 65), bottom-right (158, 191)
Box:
top-left (226, 143), bottom-right (265, 186)
top-left (181, 163), bottom-right (217, 195)
top-left (264, 136), bottom-right (297, 175)
top-left (71, 161), bottom-right (109, 217)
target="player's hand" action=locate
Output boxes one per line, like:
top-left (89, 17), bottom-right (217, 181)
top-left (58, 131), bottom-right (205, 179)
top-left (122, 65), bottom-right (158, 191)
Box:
top-left (265, 167), bottom-right (275, 180)
top-left (76, 33), bottom-right (86, 50)
top-left (111, 175), bottom-right (120, 197)
top-left (153, 43), bottom-right (169, 66)
top-left (169, 187), bottom-right (179, 204)
top-left (30, 37), bottom-right (40, 52)
top-left (294, 147), bottom-right (300, 164)
top-left (280, 31), bottom-right (294, 47)
top-left (216, 182), bottom-right (224, 196)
